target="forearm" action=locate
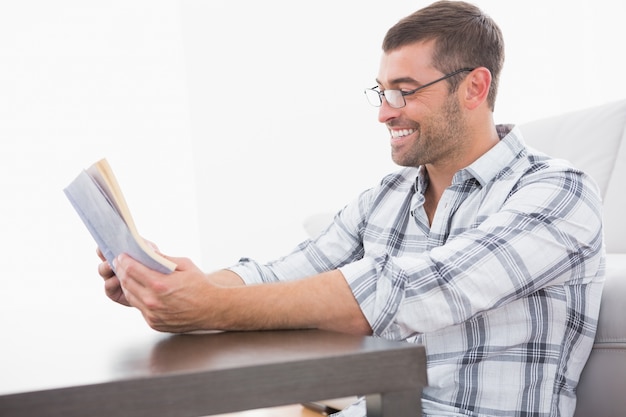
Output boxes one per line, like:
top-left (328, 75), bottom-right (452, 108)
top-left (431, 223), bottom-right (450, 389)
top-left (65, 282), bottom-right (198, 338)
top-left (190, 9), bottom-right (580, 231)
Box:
top-left (206, 269), bottom-right (245, 287)
top-left (205, 269), bottom-right (372, 335)
top-left (111, 254), bottom-right (369, 334)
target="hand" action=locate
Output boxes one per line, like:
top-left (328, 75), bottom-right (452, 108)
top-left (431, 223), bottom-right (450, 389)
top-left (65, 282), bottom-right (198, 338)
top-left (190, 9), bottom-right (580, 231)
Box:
top-left (96, 239), bottom-right (162, 307)
top-left (98, 250), bottom-right (370, 335)
top-left (96, 248), bottom-right (130, 307)
top-left (113, 253), bottom-right (219, 333)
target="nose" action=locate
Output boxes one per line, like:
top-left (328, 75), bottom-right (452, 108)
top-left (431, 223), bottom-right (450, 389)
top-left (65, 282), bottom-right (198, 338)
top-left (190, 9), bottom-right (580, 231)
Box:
top-left (377, 99), bottom-right (402, 124)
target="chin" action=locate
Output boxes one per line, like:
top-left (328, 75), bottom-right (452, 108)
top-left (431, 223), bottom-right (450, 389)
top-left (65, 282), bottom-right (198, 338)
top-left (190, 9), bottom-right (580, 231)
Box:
top-left (391, 149), bottom-right (418, 167)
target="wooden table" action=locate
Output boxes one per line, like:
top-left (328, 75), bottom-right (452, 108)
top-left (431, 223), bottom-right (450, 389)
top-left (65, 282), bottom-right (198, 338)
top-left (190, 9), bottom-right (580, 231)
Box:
top-left (0, 328), bottom-right (427, 417)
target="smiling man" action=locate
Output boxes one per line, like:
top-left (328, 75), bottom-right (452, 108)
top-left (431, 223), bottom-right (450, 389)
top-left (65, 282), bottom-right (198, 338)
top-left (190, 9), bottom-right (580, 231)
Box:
top-left (99, 1), bottom-right (605, 416)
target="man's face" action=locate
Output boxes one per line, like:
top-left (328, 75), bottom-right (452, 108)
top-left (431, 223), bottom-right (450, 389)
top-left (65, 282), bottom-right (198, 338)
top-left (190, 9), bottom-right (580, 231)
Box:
top-left (376, 41), bottom-right (466, 168)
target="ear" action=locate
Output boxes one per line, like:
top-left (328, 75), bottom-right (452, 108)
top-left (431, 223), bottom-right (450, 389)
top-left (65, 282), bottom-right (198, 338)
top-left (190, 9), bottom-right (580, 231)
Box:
top-left (461, 67), bottom-right (491, 110)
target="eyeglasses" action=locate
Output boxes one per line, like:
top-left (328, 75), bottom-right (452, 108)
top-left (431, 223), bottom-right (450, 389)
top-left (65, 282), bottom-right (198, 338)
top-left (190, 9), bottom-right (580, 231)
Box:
top-left (364, 68), bottom-right (475, 108)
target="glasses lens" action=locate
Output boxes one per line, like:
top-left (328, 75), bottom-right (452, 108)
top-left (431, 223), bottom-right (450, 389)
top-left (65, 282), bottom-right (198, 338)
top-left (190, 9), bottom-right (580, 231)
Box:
top-left (364, 89), bottom-right (382, 107)
top-left (383, 90), bottom-right (405, 108)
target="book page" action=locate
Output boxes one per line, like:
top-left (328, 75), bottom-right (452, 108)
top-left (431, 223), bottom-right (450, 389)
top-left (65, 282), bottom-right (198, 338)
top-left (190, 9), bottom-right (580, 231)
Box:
top-left (86, 159), bottom-right (135, 230)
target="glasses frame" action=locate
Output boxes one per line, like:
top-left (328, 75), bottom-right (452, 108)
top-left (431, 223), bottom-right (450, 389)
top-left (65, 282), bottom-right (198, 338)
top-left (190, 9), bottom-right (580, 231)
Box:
top-left (365, 67), bottom-right (476, 109)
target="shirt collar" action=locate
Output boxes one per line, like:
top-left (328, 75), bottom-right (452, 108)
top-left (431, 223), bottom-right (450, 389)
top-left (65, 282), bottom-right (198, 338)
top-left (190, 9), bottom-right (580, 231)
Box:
top-left (414, 124), bottom-right (526, 193)
top-left (456, 124), bottom-right (525, 187)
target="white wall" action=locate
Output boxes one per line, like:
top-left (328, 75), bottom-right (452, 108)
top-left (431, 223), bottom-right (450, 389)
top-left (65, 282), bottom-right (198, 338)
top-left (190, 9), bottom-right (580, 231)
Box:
top-left (0, 1), bottom-right (200, 329)
top-left (181, 0), bottom-right (626, 269)
top-left (1, 1), bottom-right (624, 329)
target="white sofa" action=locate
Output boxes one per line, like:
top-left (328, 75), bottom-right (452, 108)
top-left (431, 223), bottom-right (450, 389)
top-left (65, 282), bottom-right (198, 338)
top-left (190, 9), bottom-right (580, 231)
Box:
top-left (303, 99), bottom-right (626, 417)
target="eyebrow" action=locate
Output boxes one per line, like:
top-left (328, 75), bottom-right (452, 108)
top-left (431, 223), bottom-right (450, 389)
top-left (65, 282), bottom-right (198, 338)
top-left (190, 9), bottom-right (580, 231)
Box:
top-left (375, 76), bottom-right (421, 88)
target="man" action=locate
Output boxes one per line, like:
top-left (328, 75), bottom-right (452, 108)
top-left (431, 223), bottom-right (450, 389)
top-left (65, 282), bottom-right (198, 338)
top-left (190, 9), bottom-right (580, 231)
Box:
top-left (98, 1), bottom-right (605, 416)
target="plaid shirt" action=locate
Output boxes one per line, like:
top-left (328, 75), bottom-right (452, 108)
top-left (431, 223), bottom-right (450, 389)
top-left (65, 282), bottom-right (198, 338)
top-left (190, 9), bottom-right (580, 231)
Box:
top-left (230, 125), bottom-right (605, 417)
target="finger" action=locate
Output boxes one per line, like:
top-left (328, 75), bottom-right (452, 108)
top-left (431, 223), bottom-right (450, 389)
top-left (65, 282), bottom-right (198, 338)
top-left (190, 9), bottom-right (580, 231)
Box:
top-left (114, 254), bottom-right (159, 310)
top-left (96, 247), bottom-right (106, 262)
top-left (98, 261), bottom-right (115, 279)
top-left (103, 276), bottom-right (130, 306)
top-left (144, 239), bottom-right (160, 253)
top-left (115, 253), bottom-right (159, 288)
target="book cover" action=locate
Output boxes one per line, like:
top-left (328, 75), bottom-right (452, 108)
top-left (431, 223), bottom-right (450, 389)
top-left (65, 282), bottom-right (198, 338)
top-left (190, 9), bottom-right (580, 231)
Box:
top-left (64, 159), bottom-right (176, 274)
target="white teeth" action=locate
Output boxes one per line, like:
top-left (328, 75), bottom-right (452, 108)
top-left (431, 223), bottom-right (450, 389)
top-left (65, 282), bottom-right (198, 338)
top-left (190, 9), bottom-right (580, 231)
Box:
top-left (391, 129), bottom-right (415, 138)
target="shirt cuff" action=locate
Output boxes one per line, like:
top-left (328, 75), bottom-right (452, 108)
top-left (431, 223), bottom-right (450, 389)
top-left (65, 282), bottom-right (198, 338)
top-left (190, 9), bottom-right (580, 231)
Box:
top-left (339, 255), bottom-right (404, 337)
top-left (226, 257), bottom-right (267, 285)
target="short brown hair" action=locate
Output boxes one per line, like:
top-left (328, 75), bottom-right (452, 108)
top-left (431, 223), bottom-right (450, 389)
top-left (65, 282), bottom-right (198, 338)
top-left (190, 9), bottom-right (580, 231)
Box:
top-left (383, 1), bottom-right (504, 110)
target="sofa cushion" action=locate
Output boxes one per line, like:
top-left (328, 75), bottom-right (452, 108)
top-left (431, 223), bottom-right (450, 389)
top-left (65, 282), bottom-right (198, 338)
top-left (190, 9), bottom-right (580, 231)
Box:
top-left (520, 99), bottom-right (626, 253)
top-left (594, 254), bottom-right (626, 344)
top-left (573, 253), bottom-right (626, 417)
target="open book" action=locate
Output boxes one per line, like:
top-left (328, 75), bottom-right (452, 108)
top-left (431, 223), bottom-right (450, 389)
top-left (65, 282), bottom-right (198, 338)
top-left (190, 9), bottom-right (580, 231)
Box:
top-left (64, 158), bottom-right (176, 274)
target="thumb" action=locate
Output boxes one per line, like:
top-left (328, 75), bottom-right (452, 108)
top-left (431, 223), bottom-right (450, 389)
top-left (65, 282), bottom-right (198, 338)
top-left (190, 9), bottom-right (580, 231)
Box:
top-left (160, 255), bottom-right (195, 272)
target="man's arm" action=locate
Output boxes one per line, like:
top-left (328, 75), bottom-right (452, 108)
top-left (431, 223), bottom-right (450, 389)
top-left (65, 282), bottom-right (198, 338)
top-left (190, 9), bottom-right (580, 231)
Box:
top-left (111, 253), bottom-right (372, 335)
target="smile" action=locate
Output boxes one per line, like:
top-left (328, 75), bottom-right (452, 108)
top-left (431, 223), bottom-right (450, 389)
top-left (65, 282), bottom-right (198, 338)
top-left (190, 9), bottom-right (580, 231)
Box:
top-left (390, 128), bottom-right (416, 139)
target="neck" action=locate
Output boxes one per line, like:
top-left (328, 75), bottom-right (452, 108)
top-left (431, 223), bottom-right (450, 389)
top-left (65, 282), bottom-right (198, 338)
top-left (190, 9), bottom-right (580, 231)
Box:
top-left (431, 118), bottom-right (499, 187)
top-left (422, 118), bottom-right (500, 223)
